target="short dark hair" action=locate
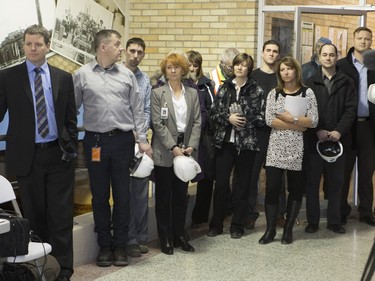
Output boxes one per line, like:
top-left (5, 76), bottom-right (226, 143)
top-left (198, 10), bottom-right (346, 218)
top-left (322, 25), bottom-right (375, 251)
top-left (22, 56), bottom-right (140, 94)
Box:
top-left (262, 39), bottom-right (281, 52)
top-left (232, 53), bottom-right (254, 77)
top-left (319, 43), bottom-right (338, 56)
top-left (126, 37), bottom-right (146, 51)
top-left (24, 24), bottom-right (50, 45)
top-left (94, 29), bottom-right (121, 51)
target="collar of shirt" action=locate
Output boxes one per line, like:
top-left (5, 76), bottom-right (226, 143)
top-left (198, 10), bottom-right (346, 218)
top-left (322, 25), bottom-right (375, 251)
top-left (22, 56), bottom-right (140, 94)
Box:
top-left (26, 59), bottom-right (49, 77)
top-left (351, 53), bottom-right (370, 117)
top-left (352, 53), bottom-right (367, 69)
top-left (91, 59), bottom-right (119, 72)
top-left (168, 82), bottom-right (186, 96)
top-left (232, 78), bottom-right (248, 100)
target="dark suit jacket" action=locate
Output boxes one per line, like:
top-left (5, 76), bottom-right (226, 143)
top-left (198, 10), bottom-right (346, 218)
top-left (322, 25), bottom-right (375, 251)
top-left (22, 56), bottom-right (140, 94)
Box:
top-left (0, 61), bottom-right (78, 176)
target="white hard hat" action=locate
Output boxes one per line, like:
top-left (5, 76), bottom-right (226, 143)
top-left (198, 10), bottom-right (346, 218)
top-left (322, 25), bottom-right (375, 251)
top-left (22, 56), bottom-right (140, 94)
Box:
top-left (129, 151), bottom-right (154, 178)
top-left (368, 84), bottom-right (375, 104)
top-left (173, 155), bottom-right (202, 182)
top-left (316, 140), bottom-right (343, 163)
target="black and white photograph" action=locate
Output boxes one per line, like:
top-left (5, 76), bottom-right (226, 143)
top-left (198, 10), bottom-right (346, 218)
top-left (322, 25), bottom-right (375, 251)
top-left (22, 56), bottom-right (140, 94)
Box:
top-left (51, 0), bottom-right (113, 65)
top-left (98, 0), bottom-right (126, 46)
top-left (0, 0), bottom-right (55, 69)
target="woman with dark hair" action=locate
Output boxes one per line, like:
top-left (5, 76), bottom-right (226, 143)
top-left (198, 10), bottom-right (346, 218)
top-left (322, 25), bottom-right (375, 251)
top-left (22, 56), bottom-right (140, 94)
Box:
top-left (259, 56), bottom-right (318, 245)
top-left (207, 53), bottom-right (265, 239)
top-left (186, 50), bottom-right (216, 228)
top-left (151, 52), bottom-right (201, 255)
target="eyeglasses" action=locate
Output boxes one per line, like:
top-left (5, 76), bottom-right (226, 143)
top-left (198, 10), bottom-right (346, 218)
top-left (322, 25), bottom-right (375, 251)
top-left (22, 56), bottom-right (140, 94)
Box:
top-left (221, 61), bottom-right (233, 71)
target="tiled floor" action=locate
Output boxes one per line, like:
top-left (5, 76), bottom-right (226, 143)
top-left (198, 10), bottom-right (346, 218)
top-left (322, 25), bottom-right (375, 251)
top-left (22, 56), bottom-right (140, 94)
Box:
top-left (72, 214), bottom-right (374, 281)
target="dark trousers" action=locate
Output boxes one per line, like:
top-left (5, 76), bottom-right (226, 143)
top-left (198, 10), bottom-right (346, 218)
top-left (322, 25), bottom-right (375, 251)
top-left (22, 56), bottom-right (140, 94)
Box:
top-left (192, 178), bottom-right (214, 224)
top-left (209, 143), bottom-right (255, 233)
top-left (232, 128), bottom-right (287, 220)
top-left (342, 120), bottom-right (375, 217)
top-left (84, 131), bottom-right (134, 248)
top-left (265, 167), bottom-right (304, 205)
top-left (306, 153), bottom-right (345, 225)
top-left (154, 165), bottom-right (188, 239)
top-left (17, 144), bottom-right (75, 276)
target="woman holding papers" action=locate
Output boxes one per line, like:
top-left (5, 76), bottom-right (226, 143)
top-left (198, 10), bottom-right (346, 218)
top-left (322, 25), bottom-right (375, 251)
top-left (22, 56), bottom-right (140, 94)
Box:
top-left (259, 56), bottom-right (318, 245)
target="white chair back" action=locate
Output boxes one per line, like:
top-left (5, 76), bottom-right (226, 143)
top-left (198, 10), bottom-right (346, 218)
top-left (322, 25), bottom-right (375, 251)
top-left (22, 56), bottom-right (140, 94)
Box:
top-left (0, 175), bottom-right (23, 218)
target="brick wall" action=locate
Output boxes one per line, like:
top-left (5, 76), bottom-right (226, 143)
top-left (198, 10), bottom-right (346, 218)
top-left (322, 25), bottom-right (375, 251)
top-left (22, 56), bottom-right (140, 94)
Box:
top-left (128, 0), bottom-right (258, 76)
top-left (127, 0), bottom-right (375, 77)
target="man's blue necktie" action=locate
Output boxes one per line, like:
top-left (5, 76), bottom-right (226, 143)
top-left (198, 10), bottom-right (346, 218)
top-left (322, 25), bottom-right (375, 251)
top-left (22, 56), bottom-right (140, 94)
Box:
top-left (34, 68), bottom-right (49, 138)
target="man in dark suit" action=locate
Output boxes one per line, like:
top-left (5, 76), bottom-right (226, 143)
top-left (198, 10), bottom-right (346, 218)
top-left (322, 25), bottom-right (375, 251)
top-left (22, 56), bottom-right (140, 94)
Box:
top-left (0, 24), bottom-right (78, 281)
top-left (337, 27), bottom-right (375, 226)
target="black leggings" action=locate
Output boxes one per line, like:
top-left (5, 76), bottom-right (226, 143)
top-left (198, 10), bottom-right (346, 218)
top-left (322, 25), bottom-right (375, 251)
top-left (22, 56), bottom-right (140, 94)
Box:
top-left (265, 166), bottom-right (304, 205)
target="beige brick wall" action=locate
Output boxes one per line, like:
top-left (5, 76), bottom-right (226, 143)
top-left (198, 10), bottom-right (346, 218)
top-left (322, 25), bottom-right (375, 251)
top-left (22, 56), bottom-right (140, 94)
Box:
top-left (127, 0), bottom-right (258, 76)
top-left (127, 0), bottom-right (375, 78)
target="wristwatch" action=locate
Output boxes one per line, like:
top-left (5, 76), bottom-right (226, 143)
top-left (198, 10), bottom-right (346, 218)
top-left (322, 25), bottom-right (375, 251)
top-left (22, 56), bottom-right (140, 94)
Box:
top-left (293, 116), bottom-right (299, 125)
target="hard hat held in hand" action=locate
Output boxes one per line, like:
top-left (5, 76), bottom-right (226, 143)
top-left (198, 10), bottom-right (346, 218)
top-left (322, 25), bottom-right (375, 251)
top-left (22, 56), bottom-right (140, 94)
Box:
top-left (368, 84), bottom-right (375, 104)
top-left (173, 155), bottom-right (202, 182)
top-left (316, 140), bottom-right (343, 163)
top-left (129, 151), bottom-right (154, 178)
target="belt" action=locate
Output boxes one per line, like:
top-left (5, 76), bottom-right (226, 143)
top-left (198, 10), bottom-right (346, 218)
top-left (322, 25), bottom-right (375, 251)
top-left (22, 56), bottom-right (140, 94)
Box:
top-left (86, 129), bottom-right (128, 136)
top-left (358, 117), bottom-right (370, 122)
top-left (35, 139), bottom-right (59, 149)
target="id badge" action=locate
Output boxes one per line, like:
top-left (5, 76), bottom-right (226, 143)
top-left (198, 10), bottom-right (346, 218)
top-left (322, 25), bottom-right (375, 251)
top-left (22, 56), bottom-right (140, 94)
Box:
top-left (161, 107), bottom-right (168, 119)
top-left (92, 147), bottom-right (101, 162)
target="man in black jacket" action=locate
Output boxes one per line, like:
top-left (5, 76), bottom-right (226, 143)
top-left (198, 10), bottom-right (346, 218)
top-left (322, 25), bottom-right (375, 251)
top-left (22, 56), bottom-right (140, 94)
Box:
top-left (305, 43), bottom-right (357, 234)
top-left (336, 27), bottom-right (375, 226)
top-left (0, 25), bottom-right (77, 281)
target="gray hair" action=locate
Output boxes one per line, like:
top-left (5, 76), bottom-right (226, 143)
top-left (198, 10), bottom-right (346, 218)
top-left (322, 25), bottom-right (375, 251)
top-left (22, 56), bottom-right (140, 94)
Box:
top-left (221, 47), bottom-right (240, 62)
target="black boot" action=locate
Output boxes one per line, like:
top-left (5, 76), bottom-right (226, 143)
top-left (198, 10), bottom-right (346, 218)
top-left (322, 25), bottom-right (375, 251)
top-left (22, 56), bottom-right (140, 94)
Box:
top-left (259, 205), bottom-right (278, 244)
top-left (281, 200), bottom-right (302, 245)
top-left (160, 238), bottom-right (174, 255)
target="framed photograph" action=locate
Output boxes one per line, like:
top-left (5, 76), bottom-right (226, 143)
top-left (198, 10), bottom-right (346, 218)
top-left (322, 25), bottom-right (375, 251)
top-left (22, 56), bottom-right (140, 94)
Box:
top-left (97, 0), bottom-right (126, 46)
top-left (51, 0), bottom-right (114, 65)
top-left (329, 27), bottom-right (348, 59)
top-left (0, 0), bottom-right (55, 69)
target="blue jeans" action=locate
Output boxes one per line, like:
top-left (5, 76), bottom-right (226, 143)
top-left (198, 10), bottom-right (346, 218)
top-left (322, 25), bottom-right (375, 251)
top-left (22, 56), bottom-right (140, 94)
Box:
top-left (128, 176), bottom-right (149, 245)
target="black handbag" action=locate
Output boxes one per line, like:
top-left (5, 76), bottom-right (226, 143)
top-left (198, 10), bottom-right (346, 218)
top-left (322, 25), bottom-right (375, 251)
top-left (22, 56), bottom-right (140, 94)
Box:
top-left (1, 262), bottom-right (35, 281)
top-left (0, 212), bottom-right (30, 257)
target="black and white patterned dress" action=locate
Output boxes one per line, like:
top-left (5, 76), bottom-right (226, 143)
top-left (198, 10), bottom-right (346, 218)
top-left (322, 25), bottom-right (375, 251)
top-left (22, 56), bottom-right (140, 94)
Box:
top-left (265, 87), bottom-right (318, 171)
